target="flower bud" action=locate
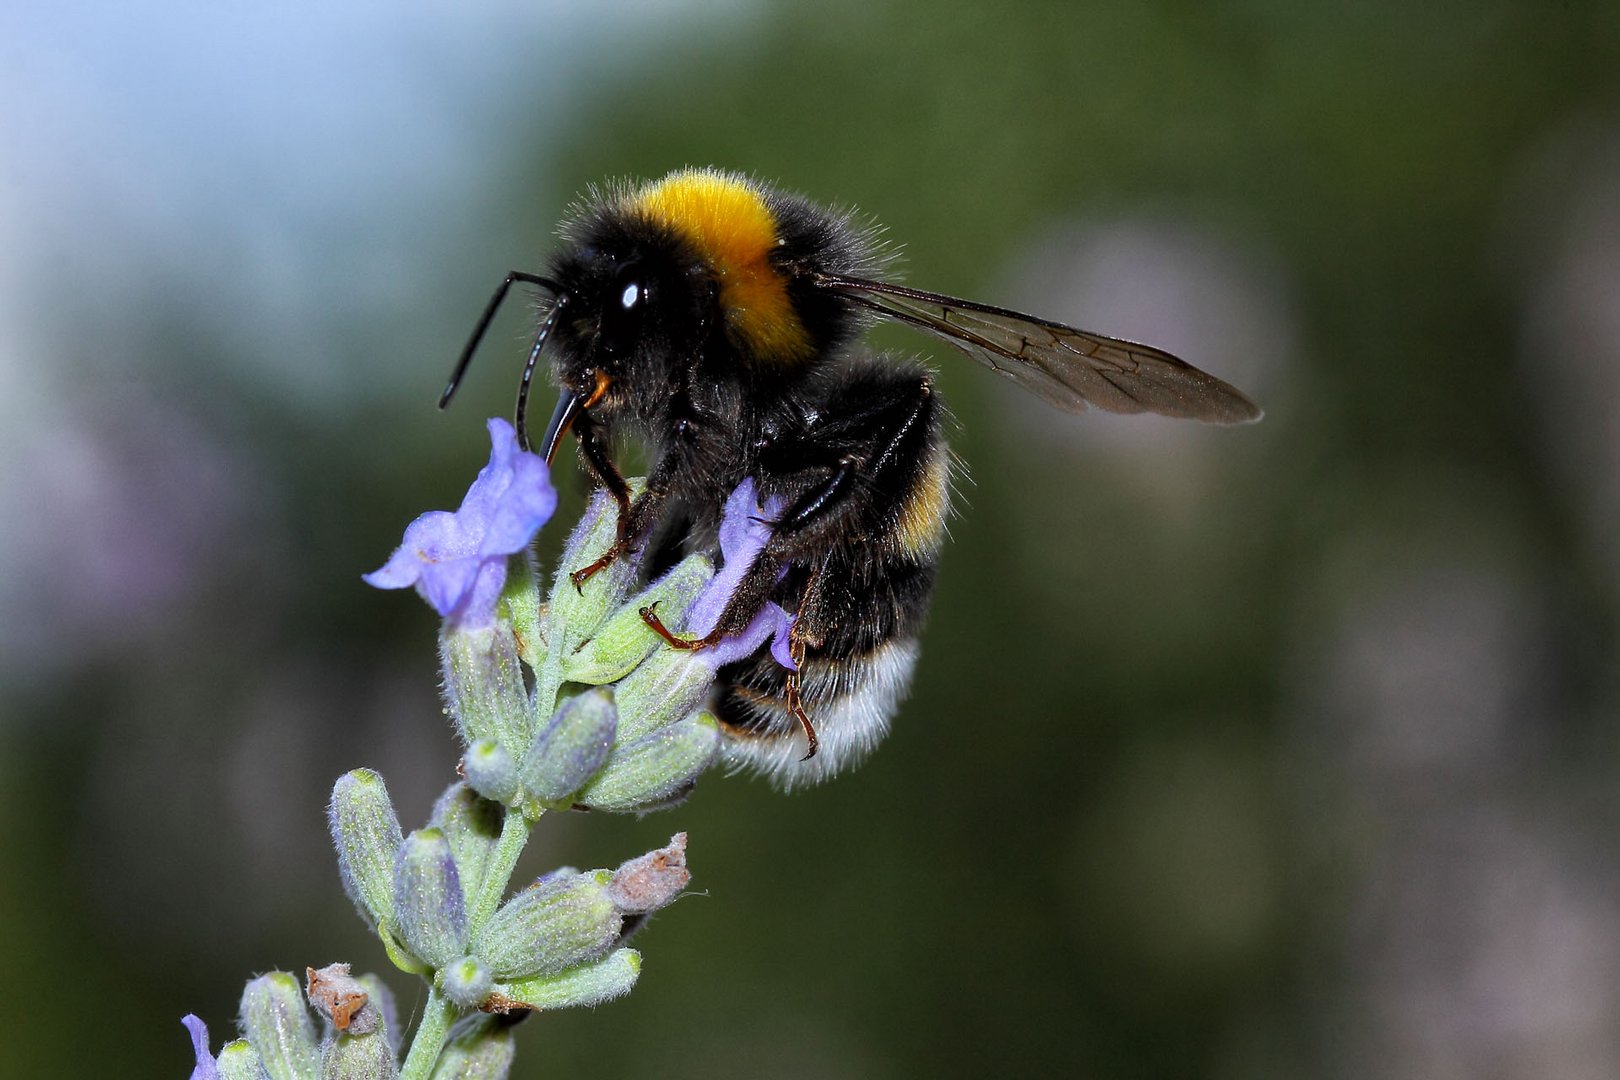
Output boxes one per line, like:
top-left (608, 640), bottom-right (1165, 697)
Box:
top-left (392, 829), bottom-right (467, 969)
top-left (429, 783), bottom-right (504, 912)
top-left (462, 738), bottom-right (519, 805)
top-left (438, 954), bottom-right (495, 1010)
top-left (439, 620), bottom-right (530, 755)
top-left (607, 833), bottom-right (690, 914)
top-left (216, 1040), bottom-right (266, 1080)
top-left (561, 555), bottom-right (712, 685)
top-left (427, 1019), bottom-right (514, 1080)
top-left (519, 688), bottom-right (617, 803)
top-left (574, 712), bottom-right (721, 813)
top-left (319, 1028), bottom-right (397, 1080)
top-left (473, 870), bottom-right (622, 980)
top-left (609, 646), bottom-right (715, 743)
top-left (354, 974), bottom-right (399, 1063)
top-left (497, 948), bottom-right (641, 1012)
top-left (498, 553), bottom-right (546, 669)
top-left (329, 770), bottom-right (404, 929)
top-left (239, 972), bottom-right (320, 1080)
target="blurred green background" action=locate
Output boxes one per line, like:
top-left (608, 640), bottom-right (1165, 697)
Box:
top-left (4, 1), bottom-right (1619, 1076)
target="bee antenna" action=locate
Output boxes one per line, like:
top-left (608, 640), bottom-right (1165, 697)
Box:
top-left (515, 294), bottom-right (568, 452)
top-left (439, 270), bottom-right (564, 410)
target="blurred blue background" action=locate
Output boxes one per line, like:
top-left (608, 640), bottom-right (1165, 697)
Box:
top-left (4, 1), bottom-right (1619, 1076)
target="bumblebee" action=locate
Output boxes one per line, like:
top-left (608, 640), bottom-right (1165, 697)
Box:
top-left (440, 167), bottom-right (1260, 787)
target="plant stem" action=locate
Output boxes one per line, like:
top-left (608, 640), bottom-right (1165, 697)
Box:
top-left (400, 988), bottom-right (457, 1080)
top-left (470, 806), bottom-right (536, 933)
top-left (398, 803), bottom-right (534, 1077)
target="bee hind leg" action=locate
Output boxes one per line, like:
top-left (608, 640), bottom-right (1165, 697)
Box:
top-left (783, 629), bottom-right (819, 760)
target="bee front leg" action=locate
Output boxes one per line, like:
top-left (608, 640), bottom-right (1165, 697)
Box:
top-left (567, 417), bottom-right (683, 593)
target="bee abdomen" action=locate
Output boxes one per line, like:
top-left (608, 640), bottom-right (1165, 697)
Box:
top-left (714, 636), bottom-right (922, 789)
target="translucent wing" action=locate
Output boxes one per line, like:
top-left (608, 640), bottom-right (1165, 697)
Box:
top-left (814, 273), bottom-right (1262, 424)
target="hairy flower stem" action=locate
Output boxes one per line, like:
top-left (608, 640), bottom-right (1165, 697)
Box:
top-left (400, 988), bottom-right (457, 1080)
top-left (472, 807), bottom-right (538, 931)
top-left (183, 445), bottom-right (717, 1078)
top-left (530, 611), bottom-right (573, 726)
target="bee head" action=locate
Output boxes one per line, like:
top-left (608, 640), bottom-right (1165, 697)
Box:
top-left (539, 233), bottom-right (716, 437)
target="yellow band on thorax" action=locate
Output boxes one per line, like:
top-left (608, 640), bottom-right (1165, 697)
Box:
top-left (626, 169), bottom-right (812, 364)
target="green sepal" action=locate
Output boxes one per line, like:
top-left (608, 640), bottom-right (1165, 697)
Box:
top-left (238, 972), bottom-right (320, 1080)
top-left (319, 1027), bottom-right (398, 1080)
top-left (427, 1018), bottom-right (515, 1080)
top-left (527, 482), bottom-right (646, 731)
top-left (217, 1040), bottom-right (270, 1080)
top-left (610, 646), bottom-right (714, 743)
top-left (498, 552), bottom-right (546, 670)
top-left (329, 770), bottom-right (403, 929)
top-left (463, 738), bottom-right (519, 805)
top-left (429, 784), bottom-right (504, 913)
top-left (560, 554), bottom-right (712, 684)
top-left (500, 948), bottom-right (642, 1011)
top-left (437, 954), bottom-right (495, 1010)
top-left (354, 973), bottom-right (399, 1062)
top-left (575, 712), bottom-right (722, 813)
top-left (519, 687), bottom-right (617, 803)
top-left (439, 620), bottom-right (530, 755)
top-left (392, 828), bottom-right (467, 969)
top-left (474, 869), bottom-right (622, 980)
top-left (546, 482), bottom-right (647, 646)
top-left (377, 922), bottom-right (432, 977)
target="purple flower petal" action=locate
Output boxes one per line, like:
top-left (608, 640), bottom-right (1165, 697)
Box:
top-left (685, 480), bottom-right (774, 639)
top-left (717, 478), bottom-right (774, 564)
top-left (769, 610), bottom-right (799, 671)
top-left (686, 479), bottom-right (797, 672)
top-left (182, 1015), bottom-right (219, 1080)
top-left (365, 418), bottom-right (557, 628)
top-left (481, 453), bottom-right (557, 555)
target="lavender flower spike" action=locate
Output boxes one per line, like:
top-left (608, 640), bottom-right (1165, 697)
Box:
top-left (365, 418), bottom-right (556, 629)
top-left (684, 477), bottom-right (797, 670)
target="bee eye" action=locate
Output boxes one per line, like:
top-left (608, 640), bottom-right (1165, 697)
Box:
top-left (599, 262), bottom-right (650, 356)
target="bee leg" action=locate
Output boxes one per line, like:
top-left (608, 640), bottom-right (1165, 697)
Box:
top-left (680, 374), bottom-right (938, 644)
top-left (730, 377), bottom-right (937, 760)
top-left (568, 493), bottom-right (633, 589)
top-left (784, 673), bottom-right (817, 759)
top-left (635, 600), bottom-right (727, 651)
top-left (566, 416), bottom-right (633, 589)
top-left (782, 629), bottom-right (818, 760)
top-left (568, 417), bottom-right (676, 590)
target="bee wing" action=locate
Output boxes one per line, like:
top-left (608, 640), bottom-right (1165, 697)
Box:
top-left (814, 273), bottom-right (1262, 424)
